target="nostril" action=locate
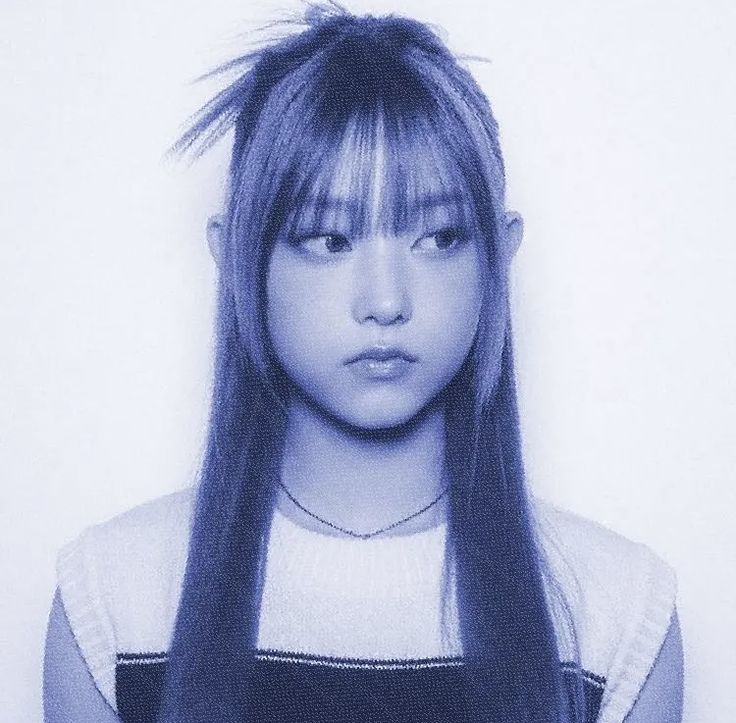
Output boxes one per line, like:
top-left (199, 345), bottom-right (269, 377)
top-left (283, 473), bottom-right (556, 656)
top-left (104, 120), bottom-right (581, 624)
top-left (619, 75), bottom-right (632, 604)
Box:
top-left (365, 311), bottom-right (407, 326)
top-left (352, 252), bottom-right (412, 325)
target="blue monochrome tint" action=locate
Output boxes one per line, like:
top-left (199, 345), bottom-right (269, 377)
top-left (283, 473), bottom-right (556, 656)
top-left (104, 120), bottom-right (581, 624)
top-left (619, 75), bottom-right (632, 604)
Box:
top-left (157, 5), bottom-right (586, 723)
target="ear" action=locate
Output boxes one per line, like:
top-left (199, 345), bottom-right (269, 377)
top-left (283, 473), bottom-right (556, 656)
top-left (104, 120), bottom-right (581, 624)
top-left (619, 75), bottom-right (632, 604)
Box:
top-left (502, 211), bottom-right (523, 265)
top-left (206, 214), bottom-right (226, 269)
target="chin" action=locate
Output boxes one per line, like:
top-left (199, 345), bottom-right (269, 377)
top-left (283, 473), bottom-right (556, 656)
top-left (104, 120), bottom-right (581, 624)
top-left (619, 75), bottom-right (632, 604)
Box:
top-left (294, 377), bottom-right (444, 433)
top-left (332, 395), bottom-right (435, 433)
top-left (344, 412), bottom-right (417, 432)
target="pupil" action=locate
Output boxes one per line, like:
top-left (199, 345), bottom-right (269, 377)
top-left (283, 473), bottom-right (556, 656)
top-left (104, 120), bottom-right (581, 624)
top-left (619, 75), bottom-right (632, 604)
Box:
top-left (326, 235), bottom-right (346, 252)
top-left (436, 229), bottom-right (455, 249)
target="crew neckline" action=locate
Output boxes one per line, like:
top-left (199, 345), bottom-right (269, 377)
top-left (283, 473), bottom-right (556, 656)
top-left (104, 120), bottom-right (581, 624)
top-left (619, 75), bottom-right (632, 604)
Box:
top-left (266, 503), bottom-right (452, 598)
top-left (271, 503), bottom-right (448, 545)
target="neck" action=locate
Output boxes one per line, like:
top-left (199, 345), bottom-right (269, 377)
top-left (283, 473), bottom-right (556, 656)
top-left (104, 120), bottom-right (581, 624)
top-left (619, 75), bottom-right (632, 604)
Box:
top-left (277, 393), bottom-right (448, 538)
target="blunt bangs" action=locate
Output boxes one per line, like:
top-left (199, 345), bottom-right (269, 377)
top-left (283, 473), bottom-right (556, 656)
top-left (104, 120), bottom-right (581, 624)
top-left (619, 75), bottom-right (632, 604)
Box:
top-left (162, 10), bottom-right (586, 723)
top-left (285, 109), bottom-right (483, 245)
top-left (250, 30), bottom-right (494, 254)
top-left (226, 27), bottom-right (505, 398)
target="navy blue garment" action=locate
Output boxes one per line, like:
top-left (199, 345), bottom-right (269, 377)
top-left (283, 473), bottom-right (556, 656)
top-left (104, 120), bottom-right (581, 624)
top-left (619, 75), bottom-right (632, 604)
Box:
top-left (116, 650), bottom-right (604, 723)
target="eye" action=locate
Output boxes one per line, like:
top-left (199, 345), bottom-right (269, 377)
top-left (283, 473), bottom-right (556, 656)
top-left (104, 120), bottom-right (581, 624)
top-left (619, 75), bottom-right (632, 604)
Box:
top-left (413, 226), bottom-right (467, 254)
top-left (293, 233), bottom-right (352, 256)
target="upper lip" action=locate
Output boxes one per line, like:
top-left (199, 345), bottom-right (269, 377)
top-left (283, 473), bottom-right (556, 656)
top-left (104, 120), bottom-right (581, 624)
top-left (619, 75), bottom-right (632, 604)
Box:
top-left (346, 345), bottom-right (418, 364)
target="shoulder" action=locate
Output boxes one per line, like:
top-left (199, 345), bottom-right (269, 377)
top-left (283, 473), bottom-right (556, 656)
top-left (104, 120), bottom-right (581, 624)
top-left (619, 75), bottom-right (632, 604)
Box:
top-left (55, 486), bottom-right (196, 711)
top-left (531, 496), bottom-right (679, 723)
top-left (44, 590), bottom-right (121, 722)
top-left (532, 497), bottom-right (678, 607)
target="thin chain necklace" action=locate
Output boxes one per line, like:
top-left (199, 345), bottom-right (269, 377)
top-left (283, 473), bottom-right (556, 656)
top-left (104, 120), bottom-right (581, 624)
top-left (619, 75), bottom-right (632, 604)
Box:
top-left (276, 481), bottom-right (450, 540)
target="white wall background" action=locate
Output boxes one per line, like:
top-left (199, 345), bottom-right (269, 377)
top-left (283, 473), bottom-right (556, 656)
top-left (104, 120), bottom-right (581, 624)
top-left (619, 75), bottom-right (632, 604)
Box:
top-left (2, 0), bottom-right (734, 720)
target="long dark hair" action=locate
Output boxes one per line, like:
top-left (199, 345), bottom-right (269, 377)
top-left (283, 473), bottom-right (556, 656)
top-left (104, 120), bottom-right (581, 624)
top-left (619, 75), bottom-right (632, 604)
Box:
top-left (159, 5), bottom-right (584, 722)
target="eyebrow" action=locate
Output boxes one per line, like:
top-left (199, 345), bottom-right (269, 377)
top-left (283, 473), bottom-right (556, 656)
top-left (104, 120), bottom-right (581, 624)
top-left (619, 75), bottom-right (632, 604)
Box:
top-left (302, 191), bottom-right (465, 212)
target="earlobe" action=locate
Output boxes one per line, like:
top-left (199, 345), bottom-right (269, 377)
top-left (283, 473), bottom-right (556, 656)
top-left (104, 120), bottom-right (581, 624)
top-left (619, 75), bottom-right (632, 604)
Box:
top-left (206, 214), bottom-right (226, 268)
top-left (503, 211), bottom-right (523, 262)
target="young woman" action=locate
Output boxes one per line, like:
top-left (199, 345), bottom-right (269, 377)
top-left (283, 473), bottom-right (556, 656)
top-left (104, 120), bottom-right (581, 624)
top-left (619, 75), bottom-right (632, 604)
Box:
top-left (43, 5), bottom-right (683, 722)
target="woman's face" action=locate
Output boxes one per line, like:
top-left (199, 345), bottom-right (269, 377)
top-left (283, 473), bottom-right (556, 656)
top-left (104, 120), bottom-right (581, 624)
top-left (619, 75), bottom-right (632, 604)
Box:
top-left (266, 151), bottom-right (485, 431)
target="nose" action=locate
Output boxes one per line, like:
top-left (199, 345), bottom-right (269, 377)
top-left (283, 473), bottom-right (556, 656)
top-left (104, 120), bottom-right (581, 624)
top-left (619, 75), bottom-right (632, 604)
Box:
top-left (352, 239), bottom-right (412, 326)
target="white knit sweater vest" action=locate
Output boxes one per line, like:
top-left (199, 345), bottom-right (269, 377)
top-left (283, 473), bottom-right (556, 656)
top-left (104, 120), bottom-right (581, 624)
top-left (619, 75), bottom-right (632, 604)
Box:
top-left (56, 488), bottom-right (677, 722)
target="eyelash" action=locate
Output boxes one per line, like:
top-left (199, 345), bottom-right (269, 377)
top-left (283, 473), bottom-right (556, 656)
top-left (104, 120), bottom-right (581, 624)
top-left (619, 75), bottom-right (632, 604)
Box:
top-left (291, 227), bottom-right (468, 256)
top-left (414, 227), bottom-right (467, 254)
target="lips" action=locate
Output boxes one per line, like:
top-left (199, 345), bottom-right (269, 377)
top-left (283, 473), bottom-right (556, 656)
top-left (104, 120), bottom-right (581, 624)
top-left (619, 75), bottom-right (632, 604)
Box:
top-left (345, 345), bottom-right (417, 381)
top-left (346, 345), bottom-right (418, 364)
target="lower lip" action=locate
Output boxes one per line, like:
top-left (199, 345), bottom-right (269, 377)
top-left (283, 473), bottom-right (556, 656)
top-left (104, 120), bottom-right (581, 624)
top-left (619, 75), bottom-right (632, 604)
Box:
top-left (347, 357), bottom-right (414, 380)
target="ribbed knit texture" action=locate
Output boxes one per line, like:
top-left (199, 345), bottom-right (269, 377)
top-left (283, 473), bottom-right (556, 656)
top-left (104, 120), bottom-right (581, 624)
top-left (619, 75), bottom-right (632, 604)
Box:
top-left (57, 527), bottom-right (118, 707)
top-left (594, 545), bottom-right (678, 722)
top-left (258, 509), bottom-right (461, 660)
top-left (56, 488), bottom-right (677, 721)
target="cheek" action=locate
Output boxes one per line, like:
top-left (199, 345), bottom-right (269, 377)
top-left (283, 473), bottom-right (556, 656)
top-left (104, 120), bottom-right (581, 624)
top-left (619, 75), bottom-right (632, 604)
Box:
top-left (265, 249), bottom-right (343, 366)
top-left (419, 257), bottom-right (484, 346)
top-left (267, 266), bottom-right (306, 365)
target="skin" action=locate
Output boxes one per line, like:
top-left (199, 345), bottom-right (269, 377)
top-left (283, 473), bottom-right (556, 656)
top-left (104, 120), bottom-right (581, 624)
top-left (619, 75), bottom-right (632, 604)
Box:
top-left (255, 140), bottom-right (521, 537)
top-left (266, 206), bottom-right (491, 534)
top-left (43, 146), bottom-right (683, 723)
top-left (625, 610), bottom-right (684, 722)
top-left (43, 592), bottom-right (684, 722)
top-left (44, 591), bottom-right (119, 722)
